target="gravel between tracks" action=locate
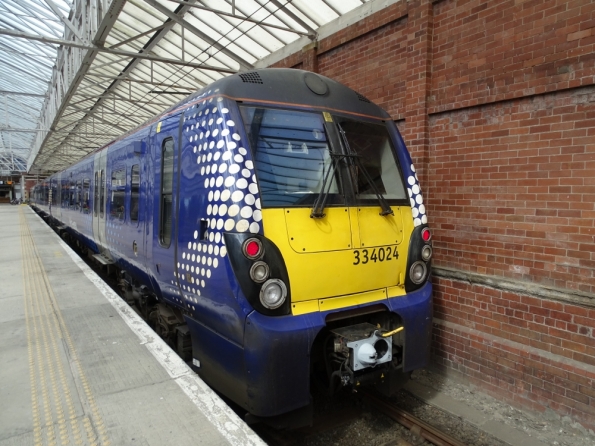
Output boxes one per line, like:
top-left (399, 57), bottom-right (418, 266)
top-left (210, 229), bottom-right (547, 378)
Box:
top-left (289, 369), bottom-right (595, 446)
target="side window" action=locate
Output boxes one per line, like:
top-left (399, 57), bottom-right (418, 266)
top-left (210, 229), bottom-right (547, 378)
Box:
top-left (83, 179), bottom-right (90, 213)
top-left (110, 169), bottom-right (126, 220)
top-left (76, 181), bottom-right (81, 210)
top-left (62, 182), bottom-right (68, 208)
top-left (130, 164), bottom-right (140, 222)
top-left (69, 181), bottom-right (75, 208)
top-left (94, 172), bottom-right (99, 216)
top-left (100, 170), bottom-right (105, 218)
top-left (159, 138), bottom-right (174, 247)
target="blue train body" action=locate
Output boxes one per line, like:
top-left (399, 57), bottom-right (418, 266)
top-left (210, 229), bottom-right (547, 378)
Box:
top-left (31, 69), bottom-right (433, 424)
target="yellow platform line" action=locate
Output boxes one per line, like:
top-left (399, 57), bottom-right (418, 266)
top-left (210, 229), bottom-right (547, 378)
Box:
top-left (21, 220), bottom-right (45, 445)
top-left (28, 239), bottom-right (73, 445)
top-left (20, 209), bottom-right (110, 446)
top-left (29, 237), bottom-right (82, 446)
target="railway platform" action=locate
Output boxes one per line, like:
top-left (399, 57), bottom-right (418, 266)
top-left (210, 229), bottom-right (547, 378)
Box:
top-left (0, 204), bottom-right (264, 446)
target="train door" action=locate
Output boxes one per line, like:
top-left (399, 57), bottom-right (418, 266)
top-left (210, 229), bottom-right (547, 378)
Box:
top-left (148, 114), bottom-right (182, 299)
top-left (129, 145), bottom-right (148, 275)
top-left (92, 149), bottom-right (110, 258)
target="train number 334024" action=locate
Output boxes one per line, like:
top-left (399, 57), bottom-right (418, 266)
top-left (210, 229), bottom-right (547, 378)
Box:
top-left (353, 246), bottom-right (399, 265)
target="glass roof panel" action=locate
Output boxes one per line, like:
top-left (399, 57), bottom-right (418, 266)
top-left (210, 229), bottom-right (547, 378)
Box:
top-left (0, 0), bottom-right (375, 174)
top-left (0, 0), bottom-right (71, 170)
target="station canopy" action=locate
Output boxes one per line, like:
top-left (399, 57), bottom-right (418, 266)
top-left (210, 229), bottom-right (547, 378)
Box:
top-left (0, 0), bottom-right (378, 175)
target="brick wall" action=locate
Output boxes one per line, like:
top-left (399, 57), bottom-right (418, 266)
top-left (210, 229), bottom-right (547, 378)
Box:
top-left (430, 0), bottom-right (595, 114)
top-left (267, 0), bottom-right (595, 430)
top-left (433, 277), bottom-right (595, 429)
top-left (317, 17), bottom-right (408, 119)
top-left (430, 87), bottom-right (595, 293)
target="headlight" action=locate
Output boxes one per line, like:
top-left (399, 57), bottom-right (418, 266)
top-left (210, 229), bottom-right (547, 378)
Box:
top-left (260, 279), bottom-right (287, 309)
top-left (421, 245), bottom-right (433, 261)
top-left (250, 261), bottom-right (270, 283)
top-left (409, 261), bottom-right (427, 284)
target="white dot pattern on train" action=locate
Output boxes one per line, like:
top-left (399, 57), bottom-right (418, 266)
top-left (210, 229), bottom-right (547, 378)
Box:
top-left (174, 92), bottom-right (262, 309)
top-left (407, 163), bottom-right (427, 227)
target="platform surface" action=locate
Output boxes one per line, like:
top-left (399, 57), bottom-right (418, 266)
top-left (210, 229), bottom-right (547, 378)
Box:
top-left (0, 205), bottom-right (264, 446)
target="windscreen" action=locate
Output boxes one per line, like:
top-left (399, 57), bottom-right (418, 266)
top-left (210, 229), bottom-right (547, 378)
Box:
top-left (240, 106), bottom-right (342, 208)
top-left (338, 119), bottom-right (407, 203)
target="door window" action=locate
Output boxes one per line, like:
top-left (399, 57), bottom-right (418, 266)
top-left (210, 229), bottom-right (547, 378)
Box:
top-left (130, 164), bottom-right (140, 222)
top-left (100, 170), bottom-right (105, 218)
top-left (159, 139), bottom-right (174, 247)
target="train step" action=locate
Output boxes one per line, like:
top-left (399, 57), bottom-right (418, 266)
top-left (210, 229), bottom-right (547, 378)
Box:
top-left (92, 253), bottom-right (115, 265)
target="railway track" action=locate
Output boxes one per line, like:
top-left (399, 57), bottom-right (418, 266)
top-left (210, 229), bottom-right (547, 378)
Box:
top-left (362, 391), bottom-right (468, 446)
top-left (254, 390), bottom-right (469, 446)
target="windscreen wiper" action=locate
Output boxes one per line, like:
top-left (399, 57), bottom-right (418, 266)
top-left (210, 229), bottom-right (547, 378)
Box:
top-left (338, 125), bottom-right (394, 216)
top-left (311, 152), bottom-right (344, 218)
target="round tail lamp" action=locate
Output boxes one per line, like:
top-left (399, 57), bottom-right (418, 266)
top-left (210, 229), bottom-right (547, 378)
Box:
top-left (242, 238), bottom-right (264, 260)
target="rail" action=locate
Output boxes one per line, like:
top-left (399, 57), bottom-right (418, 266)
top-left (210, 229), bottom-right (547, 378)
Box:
top-left (362, 391), bottom-right (468, 446)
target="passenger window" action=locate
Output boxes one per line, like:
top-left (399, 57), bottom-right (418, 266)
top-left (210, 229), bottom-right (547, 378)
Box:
top-left (130, 164), bottom-right (140, 222)
top-left (83, 179), bottom-right (90, 213)
top-left (110, 169), bottom-right (126, 220)
top-left (69, 181), bottom-right (76, 208)
top-left (76, 181), bottom-right (81, 210)
top-left (159, 138), bottom-right (174, 247)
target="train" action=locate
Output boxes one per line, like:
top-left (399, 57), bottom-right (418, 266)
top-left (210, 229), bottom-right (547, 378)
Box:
top-left (31, 68), bottom-right (433, 427)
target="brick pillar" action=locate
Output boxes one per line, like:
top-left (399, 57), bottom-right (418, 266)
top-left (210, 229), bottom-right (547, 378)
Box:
top-left (302, 41), bottom-right (319, 73)
top-left (404, 0), bottom-right (433, 184)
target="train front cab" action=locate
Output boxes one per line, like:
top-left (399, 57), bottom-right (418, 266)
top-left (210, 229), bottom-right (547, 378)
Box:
top-left (223, 103), bottom-right (433, 423)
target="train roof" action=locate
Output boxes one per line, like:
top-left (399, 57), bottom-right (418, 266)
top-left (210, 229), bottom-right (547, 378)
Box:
top-left (181, 68), bottom-right (391, 121)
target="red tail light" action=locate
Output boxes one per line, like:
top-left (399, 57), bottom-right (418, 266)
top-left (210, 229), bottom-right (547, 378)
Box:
top-left (242, 238), bottom-right (264, 259)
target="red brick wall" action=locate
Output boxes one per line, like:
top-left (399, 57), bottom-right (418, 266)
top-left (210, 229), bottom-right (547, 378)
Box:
top-left (430, 87), bottom-right (595, 293)
top-left (266, 0), bottom-right (595, 429)
top-left (433, 277), bottom-right (595, 428)
top-left (430, 0), bottom-right (595, 114)
top-left (317, 17), bottom-right (408, 119)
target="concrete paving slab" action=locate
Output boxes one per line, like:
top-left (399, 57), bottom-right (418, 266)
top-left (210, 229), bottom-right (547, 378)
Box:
top-left (0, 320), bottom-right (31, 442)
top-left (96, 379), bottom-right (230, 446)
top-left (0, 295), bottom-right (26, 323)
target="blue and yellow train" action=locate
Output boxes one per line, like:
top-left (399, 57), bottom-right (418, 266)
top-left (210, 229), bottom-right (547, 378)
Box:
top-left (31, 68), bottom-right (433, 425)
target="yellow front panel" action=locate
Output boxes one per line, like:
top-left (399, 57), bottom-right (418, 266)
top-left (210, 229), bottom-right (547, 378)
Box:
top-left (262, 207), bottom-right (412, 312)
top-left (318, 288), bottom-right (387, 312)
top-left (285, 207), bottom-right (352, 253)
top-left (357, 206), bottom-right (404, 248)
